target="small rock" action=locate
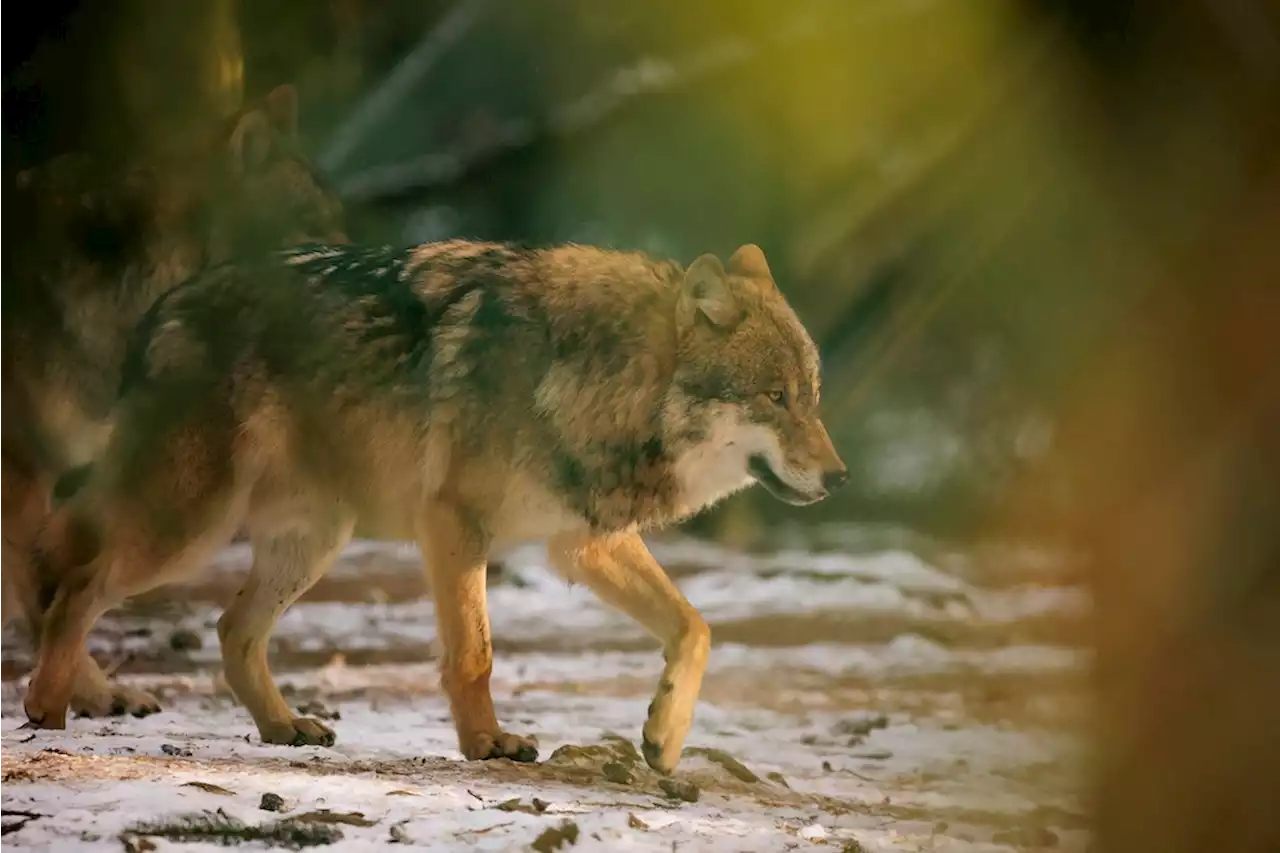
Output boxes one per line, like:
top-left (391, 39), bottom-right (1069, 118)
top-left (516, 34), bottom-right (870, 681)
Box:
top-left (295, 699), bottom-right (341, 721)
top-left (598, 733), bottom-right (641, 762)
top-left (627, 813), bottom-right (649, 830)
top-left (798, 823), bottom-right (827, 840)
top-left (832, 713), bottom-right (888, 738)
top-left (494, 797), bottom-right (550, 815)
top-left (602, 761), bottom-right (634, 785)
top-left (546, 741), bottom-right (637, 769)
top-left (531, 820), bottom-right (580, 852)
top-left (658, 778), bottom-right (699, 803)
top-left (259, 792), bottom-right (285, 812)
top-left (389, 822), bottom-right (411, 843)
top-left (822, 761), bottom-right (833, 772)
top-left (160, 743), bottom-right (192, 757)
top-left (168, 629), bottom-right (203, 652)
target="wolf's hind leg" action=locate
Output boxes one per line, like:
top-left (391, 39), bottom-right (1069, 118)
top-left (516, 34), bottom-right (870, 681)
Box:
top-left (218, 511), bottom-right (354, 747)
top-left (548, 530), bottom-right (710, 775)
top-left (4, 453), bottom-right (162, 718)
top-left (418, 500), bottom-right (538, 763)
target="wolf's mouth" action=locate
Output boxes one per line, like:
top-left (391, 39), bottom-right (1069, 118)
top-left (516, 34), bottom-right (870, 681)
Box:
top-left (748, 454), bottom-right (824, 506)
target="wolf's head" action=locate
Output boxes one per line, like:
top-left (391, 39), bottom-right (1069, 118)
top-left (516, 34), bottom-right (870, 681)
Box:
top-left (668, 244), bottom-right (848, 511)
top-left (202, 84), bottom-right (348, 259)
top-left (8, 85), bottom-right (346, 280)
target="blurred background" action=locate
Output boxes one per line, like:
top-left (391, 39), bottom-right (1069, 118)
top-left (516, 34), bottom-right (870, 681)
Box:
top-left (0, 0), bottom-right (1167, 546)
top-left (5, 1), bottom-right (1279, 851)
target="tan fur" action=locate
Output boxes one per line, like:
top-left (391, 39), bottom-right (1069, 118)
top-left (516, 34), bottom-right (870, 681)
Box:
top-left (22, 240), bottom-right (846, 773)
top-left (2, 84), bottom-right (346, 720)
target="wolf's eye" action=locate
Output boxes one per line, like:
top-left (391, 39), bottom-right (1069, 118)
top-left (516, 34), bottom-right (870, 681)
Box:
top-left (767, 388), bottom-right (789, 408)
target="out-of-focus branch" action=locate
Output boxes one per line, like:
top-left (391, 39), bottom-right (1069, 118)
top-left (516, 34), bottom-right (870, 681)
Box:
top-left (319, 0), bottom-right (490, 174)
top-left (805, 24), bottom-right (1065, 414)
top-left (334, 3), bottom-right (922, 203)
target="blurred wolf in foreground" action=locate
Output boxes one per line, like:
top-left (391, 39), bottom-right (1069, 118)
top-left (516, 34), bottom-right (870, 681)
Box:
top-left (2, 85), bottom-right (347, 720)
top-left (23, 239), bottom-right (847, 772)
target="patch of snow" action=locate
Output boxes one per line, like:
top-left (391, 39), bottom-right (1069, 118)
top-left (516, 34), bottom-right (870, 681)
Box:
top-left (1, 679), bottom-right (1086, 853)
top-left (2, 536), bottom-right (1091, 852)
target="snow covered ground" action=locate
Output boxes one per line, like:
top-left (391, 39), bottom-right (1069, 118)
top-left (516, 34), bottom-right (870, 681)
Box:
top-left (2, 531), bottom-right (1091, 851)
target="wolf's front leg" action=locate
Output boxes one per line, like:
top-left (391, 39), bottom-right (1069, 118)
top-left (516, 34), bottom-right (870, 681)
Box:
top-left (548, 530), bottom-right (710, 774)
top-left (418, 501), bottom-right (538, 763)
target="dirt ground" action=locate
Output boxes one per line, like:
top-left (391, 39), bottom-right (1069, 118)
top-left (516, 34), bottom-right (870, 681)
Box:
top-left (2, 531), bottom-right (1090, 851)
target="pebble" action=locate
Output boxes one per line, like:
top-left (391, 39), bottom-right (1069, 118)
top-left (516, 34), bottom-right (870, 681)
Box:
top-left (799, 823), bottom-right (827, 841)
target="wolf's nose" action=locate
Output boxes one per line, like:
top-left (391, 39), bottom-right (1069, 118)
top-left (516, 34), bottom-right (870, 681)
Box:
top-left (822, 468), bottom-right (849, 492)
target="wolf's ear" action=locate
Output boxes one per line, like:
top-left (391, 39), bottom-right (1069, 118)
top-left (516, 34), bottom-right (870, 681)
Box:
top-left (228, 110), bottom-right (274, 174)
top-left (680, 253), bottom-right (741, 331)
top-left (228, 85), bottom-right (299, 174)
top-left (263, 84), bottom-right (299, 139)
top-left (727, 243), bottom-right (772, 280)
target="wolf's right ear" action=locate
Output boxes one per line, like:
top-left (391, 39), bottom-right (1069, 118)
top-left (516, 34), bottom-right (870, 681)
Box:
top-left (228, 110), bottom-right (274, 174)
top-left (262, 84), bottom-right (299, 139)
top-left (679, 254), bottom-right (741, 331)
top-left (227, 84), bottom-right (300, 174)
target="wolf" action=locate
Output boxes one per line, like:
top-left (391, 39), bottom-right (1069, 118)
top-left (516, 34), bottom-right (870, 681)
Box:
top-left (21, 239), bottom-right (846, 773)
top-left (2, 84), bottom-right (347, 720)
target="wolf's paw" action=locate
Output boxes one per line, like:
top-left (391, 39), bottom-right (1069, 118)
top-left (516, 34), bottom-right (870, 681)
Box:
top-left (22, 689), bottom-right (69, 731)
top-left (462, 731), bottom-right (539, 763)
top-left (641, 732), bottom-right (685, 775)
top-left (261, 717), bottom-right (336, 747)
top-left (641, 679), bottom-right (694, 774)
top-left (72, 684), bottom-right (162, 719)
